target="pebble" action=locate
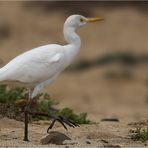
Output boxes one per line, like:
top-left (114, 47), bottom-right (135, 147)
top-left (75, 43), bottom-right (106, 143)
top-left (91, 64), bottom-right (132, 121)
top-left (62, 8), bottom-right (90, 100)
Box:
top-left (40, 131), bottom-right (71, 145)
top-left (86, 139), bottom-right (91, 144)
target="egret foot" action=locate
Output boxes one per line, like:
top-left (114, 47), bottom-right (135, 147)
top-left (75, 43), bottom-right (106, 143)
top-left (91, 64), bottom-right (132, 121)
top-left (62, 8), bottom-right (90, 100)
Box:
top-left (47, 115), bottom-right (80, 133)
top-left (23, 98), bottom-right (79, 141)
top-left (26, 111), bottom-right (79, 132)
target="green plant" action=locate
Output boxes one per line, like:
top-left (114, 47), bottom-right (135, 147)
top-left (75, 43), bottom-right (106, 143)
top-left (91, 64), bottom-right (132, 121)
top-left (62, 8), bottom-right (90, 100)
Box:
top-left (0, 85), bottom-right (28, 104)
top-left (0, 85), bottom-right (93, 124)
top-left (130, 127), bottom-right (148, 142)
top-left (57, 107), bottom-right (93, 124)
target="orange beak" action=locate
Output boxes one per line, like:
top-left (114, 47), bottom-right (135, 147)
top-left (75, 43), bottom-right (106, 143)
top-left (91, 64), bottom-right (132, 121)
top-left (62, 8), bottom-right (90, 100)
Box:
top-left (86, 17), bottom-right (104, 23)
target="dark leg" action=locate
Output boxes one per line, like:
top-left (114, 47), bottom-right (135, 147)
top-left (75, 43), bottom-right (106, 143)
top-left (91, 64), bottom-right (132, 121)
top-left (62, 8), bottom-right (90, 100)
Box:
top-left (26, 111), bottom-right (79, 132)
top-left (23, 106), bottom-right (29, 141)
top-left (23, 88), bottom-right (34, 141)
top-left (21, 92), bottom-right (79, 139)
top-left (47, 115), bottom-right (79, 133)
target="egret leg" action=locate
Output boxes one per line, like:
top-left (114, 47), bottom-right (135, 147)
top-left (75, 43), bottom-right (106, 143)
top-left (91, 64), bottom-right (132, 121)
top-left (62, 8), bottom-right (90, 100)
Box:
top-left (26, 111), bottom-right (79, 132)
top-left (22, 91), bottom-right (79, 141)
top-left (23, 106), bottom-right (29, 141)
top-left (23, 88), bottom-right (33, 142)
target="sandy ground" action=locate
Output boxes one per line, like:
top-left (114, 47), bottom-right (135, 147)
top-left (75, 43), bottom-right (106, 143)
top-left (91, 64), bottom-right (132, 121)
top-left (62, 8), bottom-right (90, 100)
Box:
top-left (0, 2), bottom-right (148, 147)
top-left (0, 117), bottom-right (147, 147)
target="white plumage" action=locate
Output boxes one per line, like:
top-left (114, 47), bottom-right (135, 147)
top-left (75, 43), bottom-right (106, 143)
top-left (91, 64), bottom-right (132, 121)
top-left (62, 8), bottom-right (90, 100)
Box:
top-left (0, 15), bottom-right (103, 98)
top-left (0, 44), bottom-right (73, 97)
top-left (0, 15), bottom-right (87, 97)
top-left (0, 14), bottom-right (103, 141)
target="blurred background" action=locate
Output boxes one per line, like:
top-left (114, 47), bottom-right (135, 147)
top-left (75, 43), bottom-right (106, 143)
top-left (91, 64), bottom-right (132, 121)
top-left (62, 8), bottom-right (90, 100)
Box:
top-left (0, 1), bottom-right (148, 122)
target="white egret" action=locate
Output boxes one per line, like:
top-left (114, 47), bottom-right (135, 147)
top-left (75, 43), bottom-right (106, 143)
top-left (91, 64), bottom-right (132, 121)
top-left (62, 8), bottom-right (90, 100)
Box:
top-left (0, 14), bottom-right (103, 141)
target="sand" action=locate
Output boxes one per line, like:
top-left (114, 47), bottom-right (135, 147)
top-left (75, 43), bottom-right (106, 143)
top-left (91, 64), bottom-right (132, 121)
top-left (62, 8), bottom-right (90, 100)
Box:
top-left (0, 117), bottom-right (147, 147)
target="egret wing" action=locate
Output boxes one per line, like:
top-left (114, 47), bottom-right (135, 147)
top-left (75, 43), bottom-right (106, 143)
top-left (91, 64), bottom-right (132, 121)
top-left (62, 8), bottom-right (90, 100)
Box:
top-left (0, 44), bottom-right (65, 84)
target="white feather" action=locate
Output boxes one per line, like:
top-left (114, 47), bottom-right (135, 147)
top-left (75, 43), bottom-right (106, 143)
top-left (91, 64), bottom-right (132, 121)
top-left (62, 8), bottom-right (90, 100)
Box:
top-left (0, 15), bottom-right (88, 98)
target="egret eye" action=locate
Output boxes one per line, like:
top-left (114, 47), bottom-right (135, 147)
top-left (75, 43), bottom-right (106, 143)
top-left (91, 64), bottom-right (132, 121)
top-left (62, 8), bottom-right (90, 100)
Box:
top-left (80, 18), bottom-right (84, 23)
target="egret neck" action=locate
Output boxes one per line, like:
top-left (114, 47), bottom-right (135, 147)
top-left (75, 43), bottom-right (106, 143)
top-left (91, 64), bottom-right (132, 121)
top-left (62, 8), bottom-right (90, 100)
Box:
top-left (63, 23), bottom-right (81, 64)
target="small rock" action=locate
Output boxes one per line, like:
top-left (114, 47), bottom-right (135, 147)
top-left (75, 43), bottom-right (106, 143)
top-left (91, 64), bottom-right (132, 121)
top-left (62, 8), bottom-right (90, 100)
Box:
top-left (86, 139), bottom-right (91, 144)
top-left (101, 139), bottom-right (109, 143)
top-left (104, 144), bottom-right (121, 148)
top-left (101, 118), bottom-right (119, 122)
top-left (40, 131), bottom-right (71, 145)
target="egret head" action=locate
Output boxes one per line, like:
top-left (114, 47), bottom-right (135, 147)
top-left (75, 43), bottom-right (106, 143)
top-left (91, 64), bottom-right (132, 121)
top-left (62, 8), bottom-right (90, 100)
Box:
top-left (64, 14), bottom-right (104, 28)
